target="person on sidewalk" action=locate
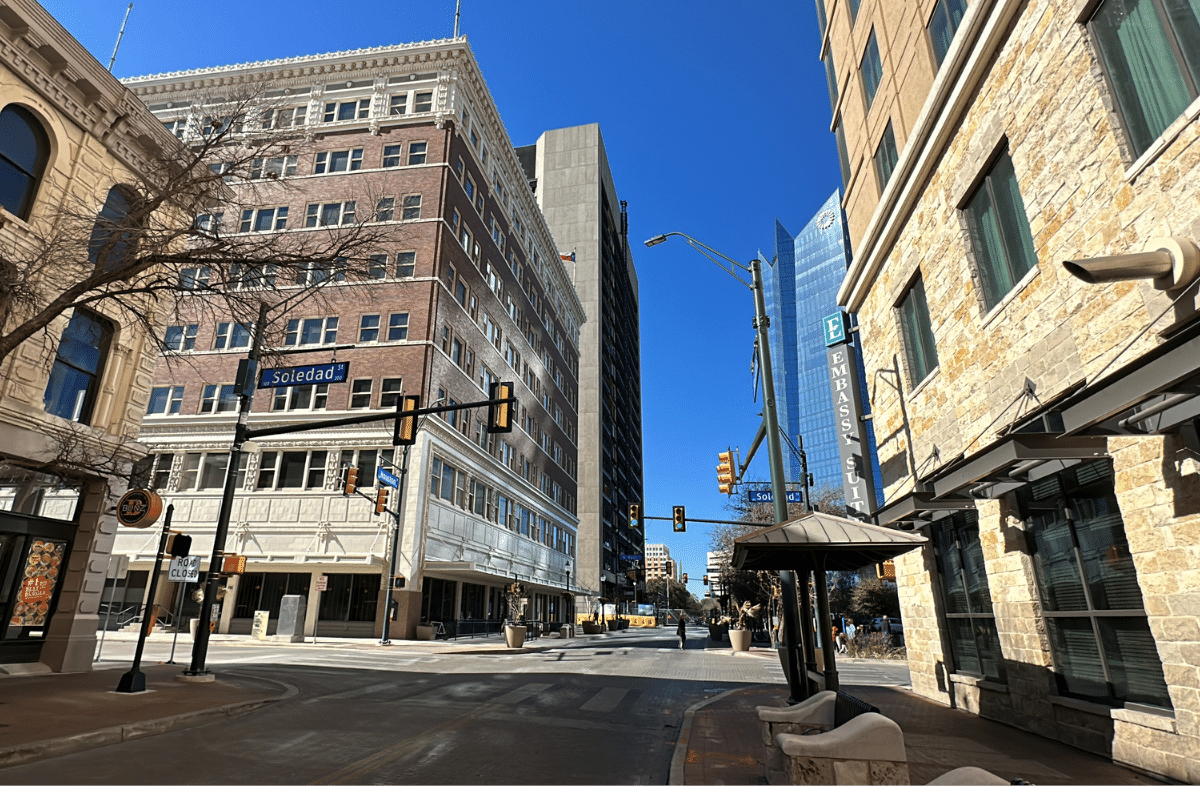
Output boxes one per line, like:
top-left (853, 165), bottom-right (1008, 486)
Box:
top-left (677, 614), bottom-right (687, 649)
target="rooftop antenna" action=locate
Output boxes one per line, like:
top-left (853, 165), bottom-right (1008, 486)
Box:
top-left (107, 3), bottom-right (133, 72)
top-left (454, 0), bottom-right (461, 37)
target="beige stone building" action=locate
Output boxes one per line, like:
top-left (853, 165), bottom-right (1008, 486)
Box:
top-left (821, 0), bottom-right (1200, 783)
top-left (0, 0), bottom-right (193, 672)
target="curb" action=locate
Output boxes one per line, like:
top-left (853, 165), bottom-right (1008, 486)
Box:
top-left (668, 685), bottom-right (769, 786)
top-left (0, 683), bottom-right (297, 770)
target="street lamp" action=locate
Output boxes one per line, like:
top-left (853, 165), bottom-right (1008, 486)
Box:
top-left (645, 232), bottom-right (808, 702)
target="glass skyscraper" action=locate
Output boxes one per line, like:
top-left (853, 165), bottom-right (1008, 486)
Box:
top-left (760, 189), bottom-right (883, 509)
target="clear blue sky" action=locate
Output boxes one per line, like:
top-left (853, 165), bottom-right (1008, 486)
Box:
top-left (44, 0), bottom-right (842, 594)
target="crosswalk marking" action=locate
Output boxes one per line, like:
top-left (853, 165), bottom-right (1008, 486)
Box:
top-left (492, 682), bottom-right (553, 704)
top-left (579, 687), bottom-right (629, 713)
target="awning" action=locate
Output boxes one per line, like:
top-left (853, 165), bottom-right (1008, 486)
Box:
top-left (1058, 324), bottom-right (1200, 436)
top-left (929, 433), bottom-right (1108, 500)
top-left (730, 512), bottom-right (928, 572)
top-left (423, 561), bottom-right (574, 596)
top-left (874, 492), bottom-right (976, 528)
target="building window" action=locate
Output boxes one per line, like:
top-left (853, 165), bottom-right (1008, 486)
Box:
top-left (847, 0), bottom-right (861, 23)
top-left (263, 106), bottom-right (305, 129)
top-left (1016, 461), bottom-right (1171, 709)
top-left (42, 310), bottom-right (111, 424)
top-left (199, 384), bottom-right (238, 414)
top-left (359, 314), bottom-right (380, 342)
top-left (350, 379), bottom-right (372, 409)
top-left (389, 94), bottom-right (408, 115)
top-left (314, 149), bottom-right (364, 174)
top-left (250, 156), bottom-right (298, 179)
top-left (284, 317), bottom-right (338, 346)
top-left (414, 91), bottom-right (433, 113)
top-left (375, 199), bottom-right (394, 223)
top-left (87, 186), bottom-right (138, 272)
top-left (401, 195), bottom-right (421, 220)
top-left (928, 0), bottom-right (968, 67)
top-left (305, 201), bottom-right (356, 228)
top-left (860, 28), bottom-right (883, 110)
top-left (180, 266), bottom-right (211, 290)
top-left (1089, 0), bottom-right (1200, 157)
top-left (0, 105), bottom-right (50, 220)
top-left (897, 274), bottom-right (938, 385)
top-left (230, 263), bottom-right (276, 289)
top-left (835, 118), bottom-right (852, 187)
top-left (164, 324), bottom-right (198, 351)
top-left (380, 378), bottom-right (403, 408)
top-left (382, 145), bottom-right (402, 168)
top-left (147, 386), bottom-right (185, 415)
top-left (874, 120), bottom-right (899, 191)
top-left (214, 322), bottom-right (252, 350)
top-left (256, 450), bottom-right (327, 490)
top-left (296, 261), bottom-right (345, 286)
top-left (193, 212), bottom-right (223, 236)
top-left (238, 206), bottom-right (289, 232)
top-left (272, 384), bottom-right (328, 411)
top-left (456, 280), bottom-right (467, 306)
top-left (932, 510), bottom-right (1005, 682)
top-left (408, 142), bottom-right (427, 165)
top-left (386, 313), bottom-right (409, 341)
top-left (963, 148), bottom-right (1038, 310)
top-left (322, 99), bottom-right (370, 122)
top-left (179, 452), bottom-right (242, 492)
top-left (162, 118), bottom-right (186, 139)
top-left (395, 251), bottom-right (416, 278)
top-left (823, 52), bottom-right (840, 114)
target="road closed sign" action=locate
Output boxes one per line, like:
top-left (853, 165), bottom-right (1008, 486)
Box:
top-left (168, 556), bottom-right (201, 582)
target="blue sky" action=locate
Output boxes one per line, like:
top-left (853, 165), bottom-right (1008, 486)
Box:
top-left (43, 0), bottom-right (841, 592)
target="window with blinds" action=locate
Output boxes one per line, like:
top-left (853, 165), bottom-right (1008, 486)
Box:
top-left (932, 510), bottom-right (1005, 681)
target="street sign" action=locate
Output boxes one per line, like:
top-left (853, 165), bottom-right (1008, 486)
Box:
top-left (315, 575), bottom-right (328, 592)
top-left (168, 556), bottom-right (201, 582)
top-left (377, 467), bottom-right (399, 488)
top-left (747, 490), bottom-right (805, 504)
top-left (619, 554), bottom-right (642, 561)
top-left (257, 361), bottom-right (348, 388)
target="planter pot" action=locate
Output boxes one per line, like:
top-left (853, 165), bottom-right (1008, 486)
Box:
top-left (504, 624), bottom-right (526, 648)
top-left (606, 620), bottom-right (619, 631)
top-left (708, 623), bottom-right (728, 641)
top-left (582, 622), bottom-right (601, 634)
top-left (618, 619), bottom-right (630, 630)
top-left (415, 625), bottom-right (435, 641)
top-left (729, 628), bottom-right (752, 651)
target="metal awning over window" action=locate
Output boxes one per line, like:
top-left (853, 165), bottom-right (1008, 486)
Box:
top-left (928, 433), bottom-right (1109, 501)
top-left (730, 512), bottom-right (927, 572)
top-left (874, 492), bottom-right (976, 528)
top-left (1059, 326), bottom-right (1200, 437)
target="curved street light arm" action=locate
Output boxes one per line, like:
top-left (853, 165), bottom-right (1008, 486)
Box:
top-left (645, 231), bottom-right (754, 290)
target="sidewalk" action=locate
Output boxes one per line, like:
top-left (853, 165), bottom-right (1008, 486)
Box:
top-left (670, 680), bottom-right (1171, 786)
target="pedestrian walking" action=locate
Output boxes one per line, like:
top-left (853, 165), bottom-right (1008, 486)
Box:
top-left (845, 620), bottom-right (857, 640)
top-left (677, 614), bottom-right (687, 649)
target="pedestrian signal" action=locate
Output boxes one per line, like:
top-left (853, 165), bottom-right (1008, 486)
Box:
top-left (487, 382), bottom-right (514, 433)
top-left (672, 505), bottom-right (686, 533)
top-left (167, 533), bottom-right (192, 558)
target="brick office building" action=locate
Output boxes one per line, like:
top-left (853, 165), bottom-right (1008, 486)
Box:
top-left (819, 0), bottom-right (1200, 782)
top-left (115, 39), bottom-right (585, 640)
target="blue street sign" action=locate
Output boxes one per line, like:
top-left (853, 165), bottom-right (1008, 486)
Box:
top-left (377, 468), bottom-right (399, 488)
top-left (619, 554), bottom-right (642, 561)
top-left (258, 361), bottom-right (349, 388)
top-left (747, 490), bottom-right (805, 504)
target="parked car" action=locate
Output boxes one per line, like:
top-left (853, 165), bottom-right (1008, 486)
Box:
top-left (870, 617), bottom-right (903, 635)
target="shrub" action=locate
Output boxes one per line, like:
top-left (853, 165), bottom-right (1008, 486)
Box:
top-left (845, 631), bottom-right (906, 660)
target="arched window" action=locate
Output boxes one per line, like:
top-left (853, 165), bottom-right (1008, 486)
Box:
top-left (88, 186), bottom-right (138, 272)
top-left (0, 105), bottom-right (51, 220)
top-left (43, 309), bottom-right (114, 425)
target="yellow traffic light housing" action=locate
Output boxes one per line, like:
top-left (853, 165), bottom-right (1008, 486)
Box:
top-left (672, 505), bottom-right (686, 533)
top-left (374, 487), bottom-right (390, 516)
top-left (344, 465), bottom-right (359, 495)
top-left (716, 450), bottom-right (736, 494)
top-left (394, 395), bottom-right (419, 445)
top-left (488, 381), bottom-right (514, 433)
top-left (628, 503), bottom-right (640, 527)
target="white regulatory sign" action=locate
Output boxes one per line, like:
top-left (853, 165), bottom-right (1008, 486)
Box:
top-left (315, 575), bottom-right (328, 592)
top-left (168, 556), bottom-right (201, 582)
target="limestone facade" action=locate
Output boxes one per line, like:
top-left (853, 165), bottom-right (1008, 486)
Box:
top-left (825, 0), bottom-right (1200, 783)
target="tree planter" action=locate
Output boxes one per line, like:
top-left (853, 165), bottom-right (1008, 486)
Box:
top-left (606, 620), bottom-right (620, 631)
top-left (415, 625), bottom-right (435, 641)
top-left (504, 624), bottom-right (526, 648)
top-left (708, 622), bottom-right (728, 641)
top-left (729, 628), bottom-right (752, 651)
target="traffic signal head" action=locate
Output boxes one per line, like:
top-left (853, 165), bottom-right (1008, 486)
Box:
top-left (374, 487), bottom-right (390, 515)
top-left (344, 465), bottom-right (359, 495)
top-left (702, 574), bottom-right (709, 585)
top-left (488, 381), bottom-right (514, 433)
top-left (716, 451), bottom-right (735, 494)
top-left (672, 505), bottom-right (686, 533)
top-left (394, 395), bottom-right (419, 446)
top-left (167, 533), bottom-right (192, 558)
top-left (628, 503), bottom-right (640, 527)
top-left (682, 573), bottom-right (688, 584)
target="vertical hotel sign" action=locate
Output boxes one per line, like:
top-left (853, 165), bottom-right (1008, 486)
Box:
top-left (823, 311), bottom-right (878, 519)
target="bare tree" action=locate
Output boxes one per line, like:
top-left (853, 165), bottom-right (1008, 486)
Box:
top-left (0, 87), bottom-right (409, 366)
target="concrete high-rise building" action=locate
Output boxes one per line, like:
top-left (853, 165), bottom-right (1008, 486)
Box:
top-left (760, 189), bottom-right (882, 510)
top-left (820, 0), bottom-right (1200, 780)
top-left (518, 125), bottom-right (644, 610)
top-left (115, 38), bottom-right (585, 640)
top-left (645, 543), bottom-right (673, 583)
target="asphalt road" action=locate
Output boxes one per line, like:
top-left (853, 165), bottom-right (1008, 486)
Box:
top-left (2, 626), bottom-right (911, 785)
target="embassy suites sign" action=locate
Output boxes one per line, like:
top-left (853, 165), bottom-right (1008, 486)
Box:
top-left (822, 312), bottom-right (878, 520)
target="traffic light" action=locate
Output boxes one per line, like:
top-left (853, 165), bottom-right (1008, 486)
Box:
top-left (716, 450), bottom-right (735, 494)
top-left (344, 465), bottom-right (359, 495)
top-left (487, 381), bottom-right (514, 433)
top-left (682, 573), bottom-right (688, 584)
top-left (167, 533), bottom-right (192, 558)
top-left (628, 503), bottom-right (640, 527)
top-left (672, 505), bottom-right (686, 532)
top-left (393, 395), bottom-right (419, 446)
top-left (374, 487), bottom-right (390, 515)
top-left (702, 574), bottom-right (708, 585)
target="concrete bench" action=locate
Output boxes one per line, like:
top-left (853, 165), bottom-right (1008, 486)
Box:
top-left (758, 691), bottom-right (906, 785)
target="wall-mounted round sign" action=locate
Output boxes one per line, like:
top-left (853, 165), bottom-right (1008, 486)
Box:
top-left (116, 488), bottom-right (164, 528)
